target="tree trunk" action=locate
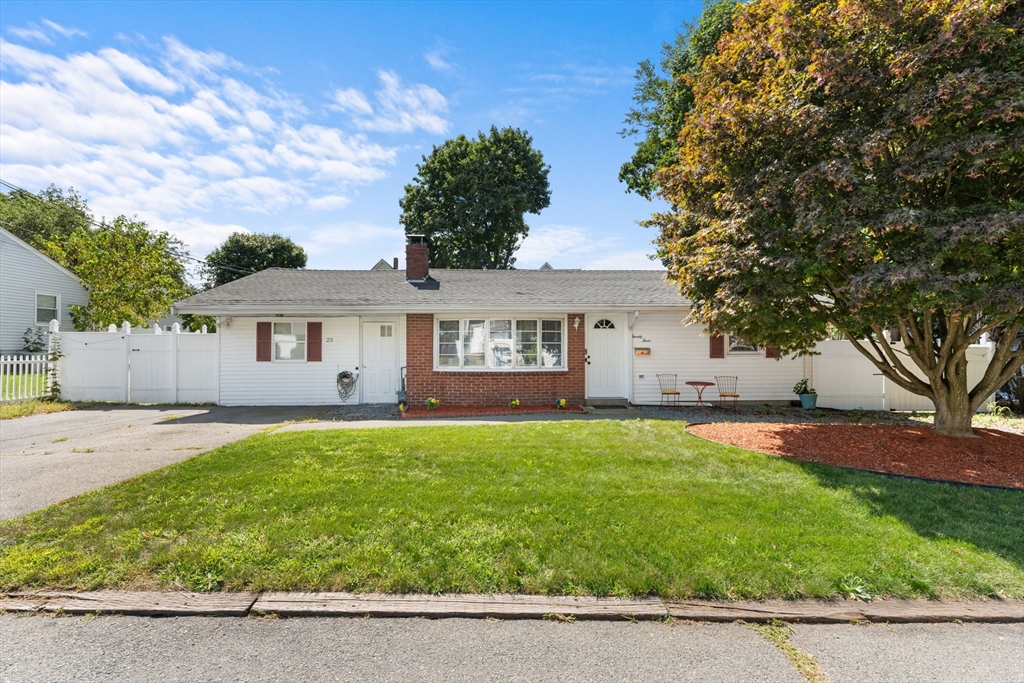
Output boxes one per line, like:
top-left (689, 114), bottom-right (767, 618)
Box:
top-left (931, 381), bottom-right (975, 438)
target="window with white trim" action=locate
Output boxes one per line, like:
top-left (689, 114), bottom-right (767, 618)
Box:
top-left (728, 335), bottom-right (759, 353)
top-left (35, 293), bottom-right (58, 324)
top-left (274, 322), bottom-right (306, 360)
top-left (436, 317), bottom-right (565, 370)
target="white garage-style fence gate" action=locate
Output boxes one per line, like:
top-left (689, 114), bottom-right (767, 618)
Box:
top-left (54, 321), bottom-right (218, 404)
top-left (811, 339), bottom-right (995, 412)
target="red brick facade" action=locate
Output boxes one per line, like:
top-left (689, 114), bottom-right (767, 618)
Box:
top-left (405, 313), bottom-right (587, 407)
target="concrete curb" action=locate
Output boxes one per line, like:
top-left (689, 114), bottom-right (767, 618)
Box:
top-left (2, 591), bottom-right (1022, 623)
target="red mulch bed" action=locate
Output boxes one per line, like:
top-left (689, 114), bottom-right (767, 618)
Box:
top-left (402, 404), bottom-right (587, 419)
top-left (686, 423), bottom-right (1024, 489)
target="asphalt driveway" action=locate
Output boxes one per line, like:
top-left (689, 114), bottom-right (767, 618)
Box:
top-left (0, 405), bottom-right (324, 520)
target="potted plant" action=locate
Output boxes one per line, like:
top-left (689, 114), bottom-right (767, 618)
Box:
top-left (793, 379), bottom-right (817, 410)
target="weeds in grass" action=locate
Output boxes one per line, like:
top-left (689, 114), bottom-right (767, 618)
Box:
top-left (0, 400), bottom-right (76, 420)
top-left (750, 620), bottom-right (827, 683)
top-left (838, 575), bottom-right (872, 602)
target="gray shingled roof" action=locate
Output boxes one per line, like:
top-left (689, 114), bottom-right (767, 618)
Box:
top-left (174, 268), bottom-right (688, 312)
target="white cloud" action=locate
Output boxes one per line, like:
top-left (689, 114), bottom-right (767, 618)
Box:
top-left (157, 219), bottom-right (249, 251)
top-left (516, 225), bottom-right (616, 267)
top-left (515, 225), bottom-right (660, 270)
top-left (6, 19), bottom-right (85, 45)
top-left (7, 26), bottom-right (52, 45)
top-left (307, 195), bottom-right (351, 211)
top-left (332, 70), bottom-right (449, 135)
top-left (331, 87), bottom-right (373, 115)
top-left (301, 223), bottom-right (404, 254)
top-left (425, 49), bottom-right (453, 72)
top-left (586, 250), bottom-right (661, 270)
top-left (41, 20), bottom-right (87, 39)
top-left (0, 37), bottom-right (406, 256)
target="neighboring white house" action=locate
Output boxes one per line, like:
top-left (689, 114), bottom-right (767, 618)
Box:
top-left (0, 227), bottom-right (89, 353)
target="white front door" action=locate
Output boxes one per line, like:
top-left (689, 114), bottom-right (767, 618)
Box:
top-left (361, 321), bottom-right (397, 403)
top-left (586, 315), bottom-right (625, 398)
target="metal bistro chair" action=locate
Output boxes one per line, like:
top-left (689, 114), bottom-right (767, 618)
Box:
top-left (657, 374), bottom-right (681, 406)
top-left (715, 376), bottom-right (740, 411)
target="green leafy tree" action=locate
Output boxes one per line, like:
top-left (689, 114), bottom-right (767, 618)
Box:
top-left (619, 0), bottom-right (739, 198)
top-left (203, 232), bottom-right (307, 287)
top-left (0, 185), bottom-right (92, 245)
top-left (399, 126), bottom-right (551, 269)
top-left (649, 0), bottom-right (1024, 437)
top-left (37, 216), bottom-right (192, 330)
top-left (1, 186), bottom-right (192, 330)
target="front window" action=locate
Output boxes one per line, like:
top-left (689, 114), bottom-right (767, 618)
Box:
top-left (728, 335), bottom-right (759, 353)
top-left (274, 322), bottom-right (306, 360)
top-left (438, 317), bottom-right (566, 370)
top-left (36, 293), bottom-right (58, 324)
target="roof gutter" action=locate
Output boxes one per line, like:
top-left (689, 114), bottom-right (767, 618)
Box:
top-left (172, 303), bottom-right (692, 316)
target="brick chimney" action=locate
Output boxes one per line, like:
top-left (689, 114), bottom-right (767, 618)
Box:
top-left (406, 235), bottom-right (429, 281)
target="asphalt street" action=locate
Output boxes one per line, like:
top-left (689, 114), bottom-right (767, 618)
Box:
top-left (1, 615), bottom-right (1021, 683)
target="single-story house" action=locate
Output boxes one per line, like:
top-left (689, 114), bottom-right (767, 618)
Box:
top-left (172, 236), bottom-right (807, 407)
top-left (0, 226), bottom-right (89, 353)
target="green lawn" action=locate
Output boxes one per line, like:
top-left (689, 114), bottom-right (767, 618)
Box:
top-left (1, 421), bottom-right (1021, 599)
top-left (1, 372), bottom-right (48, 401)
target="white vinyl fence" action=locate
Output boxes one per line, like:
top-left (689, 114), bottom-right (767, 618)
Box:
top-left (55, 321), bottom-right (218, 404)
top-left (0, 353), bottom-right (50, 402)
top-left (812, 340), bottom-right (994, 412)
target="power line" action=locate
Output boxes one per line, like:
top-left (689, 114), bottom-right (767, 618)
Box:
top-left (0, 178), bottom-right (256, 277)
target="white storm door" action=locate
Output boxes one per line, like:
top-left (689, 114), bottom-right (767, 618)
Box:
top-left (586, 316), bottom-right (625, 398)
top-left (361, 322), bottom-right (397, 403)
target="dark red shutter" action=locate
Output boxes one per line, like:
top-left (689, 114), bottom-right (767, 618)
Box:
top-left (765, 347), bottom-right (777, 359)
top-left (307, 322), bottom-right (322, 362)
top-left (256, 322), bottom-right (272, 362)
top-left (710, 334), bottom-right (725, 358)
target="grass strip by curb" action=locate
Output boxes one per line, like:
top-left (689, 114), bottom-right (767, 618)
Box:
top-left (750, 620), bottom-right (828, 683)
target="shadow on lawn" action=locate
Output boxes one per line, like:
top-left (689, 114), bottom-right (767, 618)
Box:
top-left (796, 460), bottom-right (1024, 571)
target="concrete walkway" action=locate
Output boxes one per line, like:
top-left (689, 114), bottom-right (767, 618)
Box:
top-left (0, 405), bottom-right (324, 520)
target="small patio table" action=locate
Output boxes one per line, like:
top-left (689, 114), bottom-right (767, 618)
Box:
top-left (685, 381), bottom-right (716, 408)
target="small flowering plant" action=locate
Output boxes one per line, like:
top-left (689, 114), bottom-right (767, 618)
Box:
top-left (555, 398), bottom-right (567, 410)
top-left (508, 397), bottom-right (521, 409)
top-left (426, 397), bottom-right (440, 411)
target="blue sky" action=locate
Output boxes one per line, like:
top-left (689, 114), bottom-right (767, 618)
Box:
top-left (0, 1), bottom-right (702, 271)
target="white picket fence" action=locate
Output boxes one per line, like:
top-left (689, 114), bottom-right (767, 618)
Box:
top-left (54, 320), bottom-right (218, 404)
top-left (812, 339), bottom-right (994, 412)
top-left (0, 353), bottom-right (50, 402)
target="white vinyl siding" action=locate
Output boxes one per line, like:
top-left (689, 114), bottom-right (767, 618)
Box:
top-left (0, 229), bottom-right (89, 352)
top-left (630, 313), bottom-right (804, 405)
top-left (435, 316), bottom-right (566, 371)
top-left (217, 315), bottom-right (405, 406)
top-left (219, 317), bottom-right (358, 405)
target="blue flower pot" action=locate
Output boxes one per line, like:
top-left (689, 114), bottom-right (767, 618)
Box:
top-left (799, 394), bottom-right (817, 410)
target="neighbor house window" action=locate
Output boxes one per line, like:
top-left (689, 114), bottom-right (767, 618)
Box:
top-left (274, 322), bottom-right (306, 360)
top-left (437, 317), bottom-right (565, 370)
top-left (35, 293), bottom-right (58, 324)
top-left (728, 335), bottom-right (759, 353)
